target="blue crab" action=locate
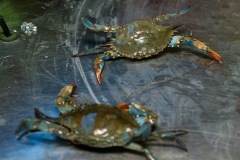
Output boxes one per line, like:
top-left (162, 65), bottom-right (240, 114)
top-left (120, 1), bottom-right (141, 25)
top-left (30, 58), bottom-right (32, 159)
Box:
top-left (73, 6), bottom-right (222, 84)
top-left (15, 84), bottom-right (188, 160)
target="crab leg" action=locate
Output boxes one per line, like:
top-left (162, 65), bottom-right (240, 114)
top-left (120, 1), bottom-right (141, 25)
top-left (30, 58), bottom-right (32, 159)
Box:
top-left (15, 117), bottom-right (71, 140)
top-left (168, 35), bottom-right (223, 63)
top-left (15, 109), bottom-right (74, 141)
top-left (152, 6), bottom-right (191, 22)
top-left (94, 51), bottom-right (120, 84)
top-left (147, 130), bottom-right (188, 151)
top-left (117, 104), bottom-right (157, 159)
top-left (124, 142), bottom-right (157, 160)
top-left (72, 45), bottom-right (108, 57)
top-left (82, 18), bottom-right (123, 32)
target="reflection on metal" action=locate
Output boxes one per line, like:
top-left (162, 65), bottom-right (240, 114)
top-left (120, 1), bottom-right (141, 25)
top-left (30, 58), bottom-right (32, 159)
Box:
top-left (72, 0), bottom-right (100, 104)
top-left (21, 22), bottom-right (37, 35)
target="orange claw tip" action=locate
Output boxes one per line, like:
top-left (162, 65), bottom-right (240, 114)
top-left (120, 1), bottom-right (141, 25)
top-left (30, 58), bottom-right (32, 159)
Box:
top-left (95, 69), bottom-right (102, 84)
top-left (96, 73), bottom-right (101, 84)
top-left (214, 53), bottom-right (223, 63)
top-left (70, 83), bottom-right (78, 88)
top-left (184, 147), bottom-right (188, 152)
top-left (208, 50), bottom-right (223, 63)
top-left (117, 103), bottom-right (128, 109)
top-left (117, 103), bottom-right (130, 112)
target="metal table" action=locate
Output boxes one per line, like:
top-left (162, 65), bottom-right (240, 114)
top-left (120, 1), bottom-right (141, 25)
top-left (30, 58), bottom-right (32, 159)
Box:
top-left (0, 0), bottom-right (240, 159)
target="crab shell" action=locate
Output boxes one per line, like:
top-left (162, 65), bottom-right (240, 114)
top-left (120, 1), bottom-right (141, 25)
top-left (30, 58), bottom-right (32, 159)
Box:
top-left (53, 104), bottom-right (140, 147)
top-left (108, 19), bottom-right (178, 59)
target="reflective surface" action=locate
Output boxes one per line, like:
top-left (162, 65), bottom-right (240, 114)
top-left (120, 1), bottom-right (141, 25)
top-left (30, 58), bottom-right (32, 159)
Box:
top-left (0, 0), bottom-right (240, 160)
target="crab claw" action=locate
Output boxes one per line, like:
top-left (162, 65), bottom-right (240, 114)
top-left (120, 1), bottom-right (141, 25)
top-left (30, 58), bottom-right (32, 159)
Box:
top-left (149, 130), bottom-right (189, 152)
top-left (183, 36), bottom-right (223, 63)
top-left (57, 84), bottom-right (78, 98)
top-left (94, 52), bottom-right (112, 84)
top-left (117, 103), bottom-right (130, 112)
top-left (117, 103), bottom-right (158, 124)
top-left (94, 64), bottom-right (102, 84)
top-left (55, 84), bottom-right (78, 114)
top-left (206, 48), bottom-right (223, 63)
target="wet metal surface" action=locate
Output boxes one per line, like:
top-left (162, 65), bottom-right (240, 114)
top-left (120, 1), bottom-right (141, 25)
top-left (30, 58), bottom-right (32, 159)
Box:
top-left (0, 0), bottom-right (240, 160)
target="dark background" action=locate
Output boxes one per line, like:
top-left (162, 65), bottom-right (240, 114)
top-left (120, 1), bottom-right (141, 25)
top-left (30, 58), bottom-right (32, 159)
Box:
top-left (0, 0), bottom-right (240, 160)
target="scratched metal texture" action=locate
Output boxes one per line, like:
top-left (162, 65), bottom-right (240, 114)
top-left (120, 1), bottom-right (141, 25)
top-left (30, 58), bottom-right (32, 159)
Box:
top-left (0, 0), bottom-right (240, 160)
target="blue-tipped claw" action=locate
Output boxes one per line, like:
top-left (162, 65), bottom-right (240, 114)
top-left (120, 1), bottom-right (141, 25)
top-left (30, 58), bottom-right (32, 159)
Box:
top-left (82, 18), bottom-right (107, 31)
top-left (180, 6), bottom-right (191, 15)
top-left (169, 6), bottom-right (191, 17)
top-left (153, 6), bottom-right (191, 22)
top-left (82, 18), bottom-right (94, 29)
top-left (182, 36), bottom-right (223, 63)
top-left (149, 130), bottom-right (188, 152)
